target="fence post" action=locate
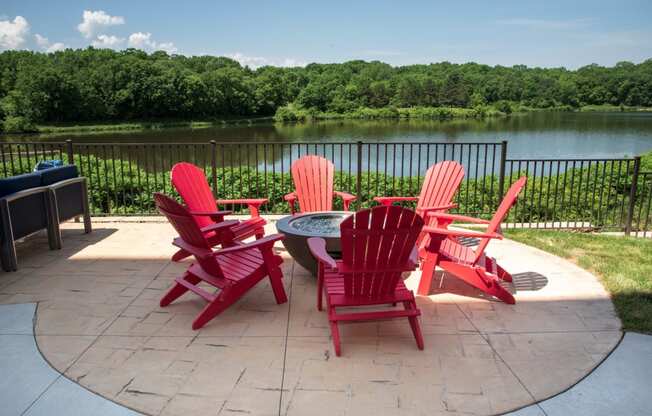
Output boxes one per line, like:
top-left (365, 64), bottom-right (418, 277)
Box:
top-left (356, 141), bottom-right (363, 209)
top-left (66, 139), bottom-right (74, 164)
top-left (210, 140), bottom-right (218, 197)
top-left (498, 140), bottom-right (508, 201)
top-left (625, 156), bottom-right (641, 236)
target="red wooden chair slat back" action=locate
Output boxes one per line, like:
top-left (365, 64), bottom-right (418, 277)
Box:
top-left (416, 161), bottom-right (465, 214)
top-left (154, 192), bottom-right (222, 276)
top-left (340, 206), bottom-right (423, 298)
top-left (171, 162), bottom-right (217, 229)
top-left (291, 155), bottom-right (335, 213)
top-left (472, 176), bottom-right (527, 263)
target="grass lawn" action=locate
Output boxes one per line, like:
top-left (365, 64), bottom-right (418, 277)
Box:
top-left (504, 230), bottom-right (652, 333)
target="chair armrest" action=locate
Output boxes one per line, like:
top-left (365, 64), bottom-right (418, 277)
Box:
top-left (190, 210), bottom-right (232, 217)
top-left (284, 192), bottom-right (297, 215)
top-left (427, 212), bottom-right (491, 224)
top-left (423, 226), bottom-right (502, 240)
top-left (334, 191), bottom-right (356, 201)
top-left (307, 237), bottom-right (337, 269)
top-left (46, 176), bottom-right (87, 190)
top-left (420, 203), bottom-right (458, 215)
top-left (200, 219), bottom-right (240, 234)
top-left (1, 186), bottom-right (50, 203)
top-left (373, 196), bottom-right (419, 206)
top-left (214, 234), bottom-right (284, 256)
top-left (172, 238), bottom-right (214, 259)
top-left (216, 199), bottom-right (267, 218)
top-left (334, 191), bottom-right (356, 211)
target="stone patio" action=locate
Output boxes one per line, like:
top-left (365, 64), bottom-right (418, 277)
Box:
top-left (0, 217), bottom-right (622, 416)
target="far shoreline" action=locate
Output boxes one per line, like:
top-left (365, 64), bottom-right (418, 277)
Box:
top-left (2, 105), bottom-right (652, 138)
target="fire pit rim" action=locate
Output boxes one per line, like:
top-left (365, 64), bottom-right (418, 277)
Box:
top-left (275, 211), bottom-right (351, 238)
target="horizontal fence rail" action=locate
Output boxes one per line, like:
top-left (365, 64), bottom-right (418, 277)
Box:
top-left (0, 140), bottom-right (648, 234)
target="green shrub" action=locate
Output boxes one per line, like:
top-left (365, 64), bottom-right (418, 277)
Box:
top-left (2, 116), bottom-right (37, 133)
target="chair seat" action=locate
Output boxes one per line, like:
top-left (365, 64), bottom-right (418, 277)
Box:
top-left (324, 269), bottom-right (415, 307)
top-left (217, 249), bottom-right (282, 283)
top-left (440, 237), bottom-right (476, 265)
top-left (440, 238), bottom-right (500, 275)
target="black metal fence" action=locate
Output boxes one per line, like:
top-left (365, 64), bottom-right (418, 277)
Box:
top-left (0, 140), bottom-right (649, 235)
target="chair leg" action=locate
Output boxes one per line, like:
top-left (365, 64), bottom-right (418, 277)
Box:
top-left (495, 263), bottom-right (513, 282)
top-left (171, 248), bottom-right (191, 262)
top-left (329, 319), bottom-right (342, 356)
top-left (418, 251), bottom-right (439, 296)
top-left (475, 268), bottom-right (515, 304)
top-left (316, 264), bottom-right (325, 311)
top-left (80, 178), bottom-right (92, 234)
top-left (192, 290), bottom-right (236, 330)
top-left (404, 301), bottom-right (424, 350)
top-left (267, 265), bottom-right (288, 304)
top-left (160, 272), bottom-right (200, 307)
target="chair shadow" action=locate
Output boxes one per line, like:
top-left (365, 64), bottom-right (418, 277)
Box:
top-left (510, 272), bottom-right (549, 292)
top-left (456, 236), bottom-right (481, 247)
top-left (426, 270), bottom-right (550, 302)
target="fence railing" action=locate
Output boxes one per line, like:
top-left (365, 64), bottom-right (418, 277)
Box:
top-left (0, 140), bottom-right (649, 235)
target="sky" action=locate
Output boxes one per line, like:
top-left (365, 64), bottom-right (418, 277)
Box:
top-left (1, 0), bottom-right (651, 69)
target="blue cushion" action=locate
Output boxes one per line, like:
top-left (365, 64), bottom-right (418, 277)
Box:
top-left (0, 172), bottom-right (43, 198)
top-left (34, 159), bottom-right (64, 171)
top-left (39, 165), bottom-right (79, 186)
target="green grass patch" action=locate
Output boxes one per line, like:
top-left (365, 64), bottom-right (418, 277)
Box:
top-left (32, 117), bottom-right (274, 135)
top-left (580, 104), bottom-right (652, 112)
top-left (504, 229), bottom-right (652, 333)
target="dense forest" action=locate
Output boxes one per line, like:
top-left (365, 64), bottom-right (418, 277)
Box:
top-left (0, 48), bottom-right (651, 132)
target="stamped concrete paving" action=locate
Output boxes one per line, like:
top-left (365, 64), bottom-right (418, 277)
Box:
top-left (0, 217), bottom-right (622, 416)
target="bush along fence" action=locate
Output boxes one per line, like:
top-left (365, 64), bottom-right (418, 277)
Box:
top-left (0, 140), bottom-right (650, 237)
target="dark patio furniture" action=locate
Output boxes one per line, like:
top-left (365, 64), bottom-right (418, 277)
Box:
top-left (0, 165), bottom-right (91, 271)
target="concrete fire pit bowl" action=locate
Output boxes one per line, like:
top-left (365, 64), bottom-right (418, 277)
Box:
top-left (275, 211), bottom-right (351, 276)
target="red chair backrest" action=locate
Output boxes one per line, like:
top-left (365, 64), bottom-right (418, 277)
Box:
top-left (415, 161), bottom-right (465, 214)
top-left (154, 192), bottom-right (222, 276)
top-left (171, 162), bottom-right (217, 229)
top-left (290, 155), bottom-right (335, 213)
top-left (340, 206), bottom-right (423, 298)
top-left (472, 176), bottom-right (527, 263)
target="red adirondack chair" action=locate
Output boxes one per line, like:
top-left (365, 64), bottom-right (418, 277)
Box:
top-left (171, 162), bottom-right (267, 261)
top-left (308, 205), bottom-right (425, 356)
top-left (284, 155), bottom-right (356, 214)
top-left (418, 177), bottom-right (527, 304)
top-left (154, 193), bottom-right (287, 330)
top-left (374, 161), bottom-right (464, 254)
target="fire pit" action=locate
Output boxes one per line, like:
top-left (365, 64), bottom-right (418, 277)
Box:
top-left (275, 211), bottom-right (351, 276)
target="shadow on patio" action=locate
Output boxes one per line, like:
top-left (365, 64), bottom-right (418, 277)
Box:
top-left (0, 218), bottom-right (622, 416)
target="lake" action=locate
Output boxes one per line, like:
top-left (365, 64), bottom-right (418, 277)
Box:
top-left (5, 111), bottom-right (652, 160)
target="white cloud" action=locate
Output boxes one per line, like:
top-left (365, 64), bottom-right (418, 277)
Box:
top-left (496, 18), bottom-right (594, 30)
top-left (280, 58), bottom-right (308, 67)
top-left (77, 10), bottom-right (124, 38)
top-left (128, 32), bottom-right (177, 54)
top-left (91, 34), bottom-right (125, 49)
top-left (34, 34), bottom-right (66, 53)
top-left (127, 32), bottom-right (154, 49)
top-left (227, 52), bottom-right (307, 69)
top-left (157, 42), bottom-right (178, 54)
top-left (0, 16), bottom-right (30, 50)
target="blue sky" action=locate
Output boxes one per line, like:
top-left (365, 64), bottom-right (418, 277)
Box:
top-left (1, 0), bottom-right (651, 68)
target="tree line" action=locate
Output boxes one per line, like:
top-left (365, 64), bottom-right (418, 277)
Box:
top-left (0, 48), bottom-right (651, 132)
